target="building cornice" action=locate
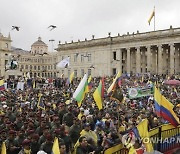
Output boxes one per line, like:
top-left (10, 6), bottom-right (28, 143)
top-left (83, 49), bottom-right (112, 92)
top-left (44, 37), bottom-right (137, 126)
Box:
top-left (56, 27), bottom-right (180, 51)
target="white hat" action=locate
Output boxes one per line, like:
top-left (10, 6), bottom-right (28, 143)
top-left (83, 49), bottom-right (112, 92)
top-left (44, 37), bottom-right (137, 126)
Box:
top-left (37, 151), bottom-right (47, 154)
top-left (3, 105), bottom-right (7, 108)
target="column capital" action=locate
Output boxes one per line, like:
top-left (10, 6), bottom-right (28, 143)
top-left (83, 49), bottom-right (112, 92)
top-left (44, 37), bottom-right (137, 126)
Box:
top-left (169, 43), bottom-right (174, 47)
top-left (135, 46), bottom-right (140, 50)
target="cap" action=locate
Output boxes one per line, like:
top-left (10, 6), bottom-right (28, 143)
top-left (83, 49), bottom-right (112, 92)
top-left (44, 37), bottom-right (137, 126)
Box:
top-left (9, 130), bottom-right (16, 134)
top-left (32, 134), bottom-right (39, 140)
top-left (22, 139), bottom-right (31, 146)
top-left (46, 134), bottom-right (53, 141)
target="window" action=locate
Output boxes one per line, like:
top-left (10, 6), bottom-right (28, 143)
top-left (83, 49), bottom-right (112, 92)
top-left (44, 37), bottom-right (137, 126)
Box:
top-left (62, 70), bottom-right (64, 75)
top-left (74, 70), bottom-right (77, 77)
top-left (38, 66), bottom-right (40, 70)
top-left (48, 65), bottom-right (50, 70)
top-left (81, 55), bottom-right (84, 62)
top-left (68, 70), bottom-right (71, 77)
top-left (21, 65), bottom-right (24, 69)
top-left (88, 69), bottom-right (91, 76)
top-left (30, 65), bottom-right (32, 70)
top-left (113, 51), bottom-right (116, 60)
top-left (81, 69), bottom-right (84, 76)
top-left (113, 68), bottom-right (116, 76)
top-left (88, 54), bottom-right (91, 61)
top-left (74, 54), bottom-right (77, 62)
top-left (34, 65), bottom-right (36, 70)
top-left (54, 64), bottom-right (56, 69)
top-left (62, 56), bottom-right (64, 60)
top-left (25, 65), bottom-right (28, 69)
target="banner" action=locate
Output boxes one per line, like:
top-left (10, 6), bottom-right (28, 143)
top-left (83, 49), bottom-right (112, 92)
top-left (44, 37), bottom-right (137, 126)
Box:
top-left (128, 85), bottom-right (153, 99)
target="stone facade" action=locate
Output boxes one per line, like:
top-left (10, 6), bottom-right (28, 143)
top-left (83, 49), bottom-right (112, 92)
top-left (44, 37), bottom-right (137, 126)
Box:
top-left (0, 33), bottom-right (12, 77)
top-left (0, 35), bottom-right (58, 78)
top-left (56, 26), bottom-right (180, 77)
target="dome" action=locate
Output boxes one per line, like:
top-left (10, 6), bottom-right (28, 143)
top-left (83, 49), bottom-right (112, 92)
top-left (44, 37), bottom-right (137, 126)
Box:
top-left (32, 37), bottom-right (47, 47)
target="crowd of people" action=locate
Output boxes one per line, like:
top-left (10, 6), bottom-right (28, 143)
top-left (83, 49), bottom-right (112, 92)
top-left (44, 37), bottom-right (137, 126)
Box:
top-left (0, 74), bottom-right (179, 154)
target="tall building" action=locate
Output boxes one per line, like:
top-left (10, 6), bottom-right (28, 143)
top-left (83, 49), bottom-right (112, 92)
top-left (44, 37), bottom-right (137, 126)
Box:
top-left (0, 33), bottom-right (12, 77)
top-left (56, 26), bottom-right (180, 77)
top-left (16, 37), bottom-right (58, 78)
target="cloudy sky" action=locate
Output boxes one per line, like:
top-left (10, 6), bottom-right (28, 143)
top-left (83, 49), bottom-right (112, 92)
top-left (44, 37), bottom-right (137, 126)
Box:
top-left (0, 0), bottom-right (180, 51)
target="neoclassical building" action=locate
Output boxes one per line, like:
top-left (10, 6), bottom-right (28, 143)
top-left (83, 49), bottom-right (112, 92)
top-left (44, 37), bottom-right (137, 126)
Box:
top-left (0, 35), bottom-right (58, 78)
top-left (56, 26), bottom-right (180, 77)
top-left (15, 37), bottom-right (58, 78)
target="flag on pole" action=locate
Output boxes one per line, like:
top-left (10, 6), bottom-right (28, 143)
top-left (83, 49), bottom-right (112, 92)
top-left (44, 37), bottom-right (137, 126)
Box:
top-left (93, 78), bottom-right (104, 110)
top-left (134, 119), bottom-right (154, 152)
top-left (52, 137), bottom-right (60, 154)
top-left (33, 80), bottom-right (36, 89)
top-left (1, 142), bottom-right (6, 154)
top-left (85, 76), bottom-right (92, 93)
top-left (107, 71), bottom-right (121, 95)
top-left (154, 87), bottom-right (179, 127)
top-left (37, 93), bottom-right (45, 110)
top-left (66, 72), bottom-right (75, 85)
top-left (57, 57), bottom-right (70, 68)
top-left (73, 74), bottom-right (88, 107)
top-left (0, 80), bottom-right (5, 91)
top-left (148, 8), bottom-right (155, 25)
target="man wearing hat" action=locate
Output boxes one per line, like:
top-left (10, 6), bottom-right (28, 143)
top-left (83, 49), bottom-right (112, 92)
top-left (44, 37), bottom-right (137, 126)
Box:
top-left (18, 139), bottom-right (31, 154)
top-left (40, 134), bottom-right (53, 154)
top-left (5, 130), bottom-right (20, 154)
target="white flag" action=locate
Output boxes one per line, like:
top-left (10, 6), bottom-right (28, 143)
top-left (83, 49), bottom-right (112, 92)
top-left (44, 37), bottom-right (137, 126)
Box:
top-left (57, 57), bottom-right (70, 68)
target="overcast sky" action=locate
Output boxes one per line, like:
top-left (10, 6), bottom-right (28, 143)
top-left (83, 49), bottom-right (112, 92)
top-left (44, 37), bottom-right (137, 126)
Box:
top-left (0, 0), bottom-right (180, 51)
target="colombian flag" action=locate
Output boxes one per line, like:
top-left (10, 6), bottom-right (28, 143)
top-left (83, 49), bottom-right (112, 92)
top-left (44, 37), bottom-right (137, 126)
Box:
top-left (0, 80), bottom-right (5, 91)
top-left (154, 87), bottom-right (179, 127)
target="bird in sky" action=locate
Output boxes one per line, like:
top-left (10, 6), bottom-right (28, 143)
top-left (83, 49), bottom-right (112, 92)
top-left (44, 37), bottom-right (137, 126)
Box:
top-left (12, 26), bottom-right (20, 31)
top-left (48, 25), bottom-right (57, 31)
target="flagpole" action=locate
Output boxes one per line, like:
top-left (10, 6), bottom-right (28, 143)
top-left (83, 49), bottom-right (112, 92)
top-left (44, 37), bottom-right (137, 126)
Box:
top-left (154, 6), bottom-right (155, 31)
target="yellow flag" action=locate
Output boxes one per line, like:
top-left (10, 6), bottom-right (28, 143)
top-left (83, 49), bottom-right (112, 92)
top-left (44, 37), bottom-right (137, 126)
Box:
top-left (107, 71), bottom-right (121, 95)
top-left (137, 119), bottom-right (153, 152)
top-left (70, 72), bottom-right (74, 84)
top-left (1, 142), bottom-right (6, 154)
top-left (148, 8), bottom-right (155, 25)
top-left (52, 137), bottom-right (60, 154)
top-left (93, 80), bottom-right (103, 110)
top-left (33, 81), bottom-right (36, 89)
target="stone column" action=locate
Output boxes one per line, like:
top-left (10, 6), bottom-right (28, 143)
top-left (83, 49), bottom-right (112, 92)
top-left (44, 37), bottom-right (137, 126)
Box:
top-left (136, 47), bottom-right (141, 74)
top-left (126, 48), bottom-right (131, 74)
top-left (158, 45), bottom-right (163, 74)
top-left (146, 45), bottom-right (151, 73)
top-left (174, 47), bottom-right (179, 74)
top-left (169, 43), bottom-right (175, 75)
top-left (117, 49), bottom-right (122, 74)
